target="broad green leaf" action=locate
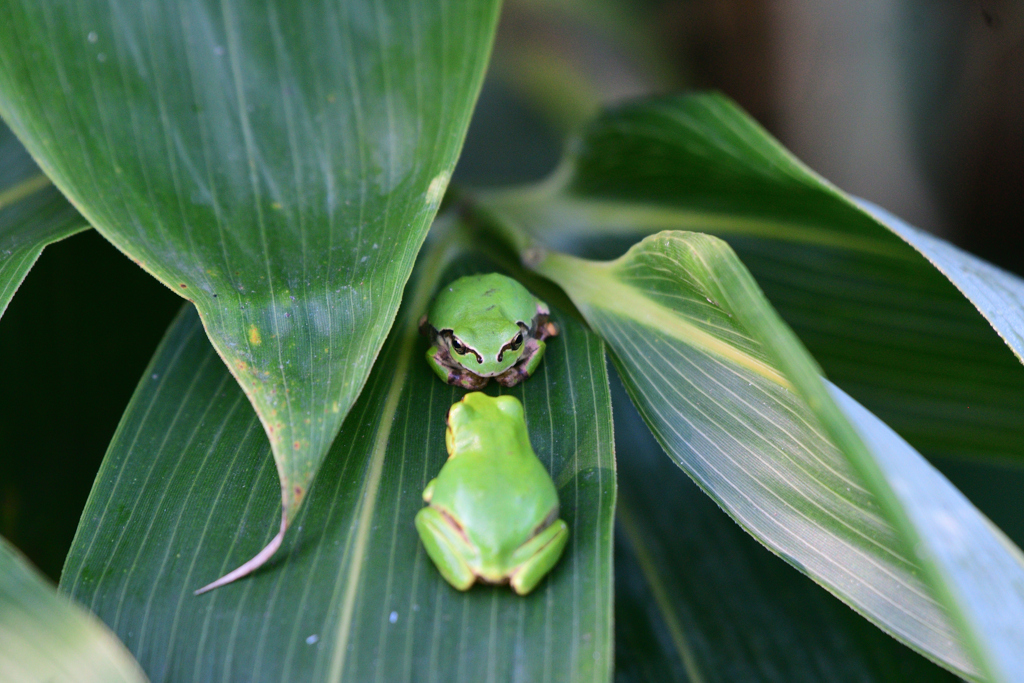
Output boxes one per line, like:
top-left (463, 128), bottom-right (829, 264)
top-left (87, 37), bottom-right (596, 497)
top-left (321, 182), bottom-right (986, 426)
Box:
top-left (523, 231), bottom-right (1024, 681)
top-left (0, 535), bottom-right (147, 683)
top-left (61, 237), bottom-right (615, 682)
top-left (828, 380), bottom-right (1024, 682)
top-left (479, 93), bottom-right (1024, 467)
top-left (0, 0), bottom-right (501, 587)
top-left (0, 124), bottom-right (84, 319)
top-left (855, 197), bottom-right (1024, 367)
top-left (611, 373), bottom-right (957, 683)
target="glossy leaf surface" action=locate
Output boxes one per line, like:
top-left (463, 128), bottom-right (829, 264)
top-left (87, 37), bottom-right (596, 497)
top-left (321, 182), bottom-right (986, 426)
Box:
top-left (481, 93), bottom-right (1024, 468)
top-left (828, 380), bottom-right (1024, 683)
top-left (611, 373), bottom-right (957, 683)
top-left (0, 535), bottom-right (147, 683)
top-left (0, 124), bottom-right (83, 319)
top-left (526, 231), bottom-right (1024, 681)
top-left (62, 244), bottom-right (615, 682)
top-left (0, 0), bottom-right (502, 567)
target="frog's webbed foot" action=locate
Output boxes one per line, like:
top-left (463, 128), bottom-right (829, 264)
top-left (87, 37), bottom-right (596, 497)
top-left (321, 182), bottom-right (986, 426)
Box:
top-left (416, 507), bottom-right (479, 591)
top-left (509, 517), bottom-right (569, 595)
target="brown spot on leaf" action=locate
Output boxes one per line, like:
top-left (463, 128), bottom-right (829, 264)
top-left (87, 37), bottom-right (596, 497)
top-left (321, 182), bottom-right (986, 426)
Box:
top-left (293, 441), bottom-right (301, 451)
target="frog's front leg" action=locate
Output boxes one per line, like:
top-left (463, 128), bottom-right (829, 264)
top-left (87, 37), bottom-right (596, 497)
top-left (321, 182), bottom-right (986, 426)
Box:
top-left (426, 345), bottom-right (489, 389)
top-left (415, 506), bottom-right (479, 591)
top-left (496, 339), bottom-right (547, 388)
top-left (508, 517), bottom-right (569, 595)
top-left (425, 346), bottom-right (454, 384)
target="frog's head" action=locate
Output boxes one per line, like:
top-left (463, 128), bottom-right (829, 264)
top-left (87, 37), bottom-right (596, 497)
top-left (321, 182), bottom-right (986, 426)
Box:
top-left (445, 318), bottom-right (528, 377)
top-left (427, 273), bottom-right (540, 378)
top-left (445, 393), bottom-right (525, 456)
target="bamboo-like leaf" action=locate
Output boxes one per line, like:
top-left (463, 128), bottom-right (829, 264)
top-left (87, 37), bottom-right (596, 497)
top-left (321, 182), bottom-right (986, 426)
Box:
top-left (0, 535), bottom-right (147, 683)
top-left (0, 124), bottom-right (84, 319)
top-left (61, 239), bottom-right (615, 682)
top-left (526, 231), bottom-right (1024, 681)
top-left (0, 0), bottom-right (501, 587)
top-left (827, 380), bottom-right (1024, 681)
top-left (856, 197), bottom-right (1024, 364)
top-left (611, 373), bottom-right (957, 683)
top-left (480, 93), bottom-right (1024, 467)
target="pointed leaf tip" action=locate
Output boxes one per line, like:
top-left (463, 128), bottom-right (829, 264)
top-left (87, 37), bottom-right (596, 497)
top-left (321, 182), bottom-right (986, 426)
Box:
top-left (64, 254), bottom-right (616, 680)
top-left (0, 0), bottom-right (504, 598)
top-left (0, 125), bottom-right (84, 321)
top-left (193, 515), bottom-right (286, 596)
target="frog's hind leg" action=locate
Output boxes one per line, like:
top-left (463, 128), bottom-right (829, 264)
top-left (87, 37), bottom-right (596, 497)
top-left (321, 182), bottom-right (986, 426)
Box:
top-left (415, 507), bottom-right (478, 591)
top-left (509, 518), bottom-right (569, 595)
top-left (532, 307), bottom-right (558, 341)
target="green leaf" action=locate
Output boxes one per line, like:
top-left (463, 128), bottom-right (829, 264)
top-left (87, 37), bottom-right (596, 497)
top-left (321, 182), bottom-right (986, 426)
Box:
top-left (0, 0), bottom-right (502, 587)
top-left (611, 374), bottom-right (957, 683)
top-left (61, 237), bottom-right (615, 682)
top-left (0, 535), bottom-right (147, 683)
top-left (480, 93), bottom-right (1024, 467)
top-left (0, 123), bottom-right (84, 320)
top-left (855, 197), bottom-right (1024, 374)
top-left (827, 380), bottom-right (1024, 682)
top-left (524, 231), bottom-right (1024, 681)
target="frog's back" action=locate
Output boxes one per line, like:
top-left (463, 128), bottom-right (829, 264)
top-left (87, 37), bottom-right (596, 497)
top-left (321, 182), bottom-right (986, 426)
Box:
top-left (428, 273), bottom-right (540, 332)
top-left (430, 448), bottom-right (559, 564)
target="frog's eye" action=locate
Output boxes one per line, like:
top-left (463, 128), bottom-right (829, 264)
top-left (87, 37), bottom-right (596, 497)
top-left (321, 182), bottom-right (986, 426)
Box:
top-left (450, 337), bottom-right (468, 355)
top-left (498, 328), bottom-right (527, 362)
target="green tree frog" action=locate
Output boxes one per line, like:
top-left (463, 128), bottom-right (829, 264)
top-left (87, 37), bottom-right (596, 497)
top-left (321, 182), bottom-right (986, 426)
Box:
top-left (415, 392), bottom-right (568, 595)
top-left (419, 273), bottom-right (558, 389)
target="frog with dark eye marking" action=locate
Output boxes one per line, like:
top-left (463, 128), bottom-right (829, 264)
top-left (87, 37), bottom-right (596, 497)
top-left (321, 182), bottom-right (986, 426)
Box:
top-left (419, 273), bottom-right (558, 389)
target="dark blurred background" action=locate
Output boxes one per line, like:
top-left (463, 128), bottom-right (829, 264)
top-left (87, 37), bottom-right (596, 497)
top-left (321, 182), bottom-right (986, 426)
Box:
top-left (2, 0), bottom-right (1022, 581)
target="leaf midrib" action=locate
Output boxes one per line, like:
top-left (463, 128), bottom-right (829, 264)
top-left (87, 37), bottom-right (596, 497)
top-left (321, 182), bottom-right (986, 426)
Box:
top-left (618, 497), bottom-right (706, 683)
top-left (327, 233), bottom-right (456, 681)
top-left (537, 250), bottom-right (792, 389)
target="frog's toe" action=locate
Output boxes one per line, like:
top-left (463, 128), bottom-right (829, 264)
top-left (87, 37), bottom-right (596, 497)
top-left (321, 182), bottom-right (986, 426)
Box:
top-left (415, 507), bottom-right (476, 591)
